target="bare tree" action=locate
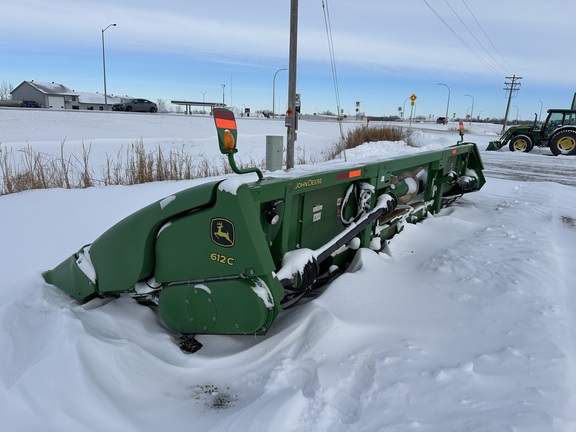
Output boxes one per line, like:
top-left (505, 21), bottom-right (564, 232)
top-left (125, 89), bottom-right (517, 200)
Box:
top-left (156, 99), bottom-right (167, 113)
top-left (0, 81), bottom-right (14, 100)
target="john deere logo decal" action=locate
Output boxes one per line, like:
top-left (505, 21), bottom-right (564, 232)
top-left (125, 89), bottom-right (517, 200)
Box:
top-left (211, 218), bottom-right (235, 247)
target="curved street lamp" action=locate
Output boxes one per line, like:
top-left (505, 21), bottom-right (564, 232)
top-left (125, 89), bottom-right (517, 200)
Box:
top-left (465, 94), bottom-right (474, 124)
top-left (402, 97), bottom-right (410, 120)
top-left (101, 23), bottom-right (117, 110)
top-left (437, 83), bottom-right (450, 121)
top-left (272, 68), bottom-right (287, 118)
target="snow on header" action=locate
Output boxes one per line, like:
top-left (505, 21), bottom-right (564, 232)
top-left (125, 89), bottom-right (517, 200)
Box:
top-left (159, 195), bottom-right (176, 210)
top-left (218, 177), bottom-right (247, 195)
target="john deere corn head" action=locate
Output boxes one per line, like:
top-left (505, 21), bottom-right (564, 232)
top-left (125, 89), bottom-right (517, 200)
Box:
top-left (43, 109), bottom-right (485, 343)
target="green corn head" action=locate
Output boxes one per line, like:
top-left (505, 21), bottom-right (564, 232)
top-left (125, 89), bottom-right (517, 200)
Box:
top-left (44, 110), bottom-right (486, 338)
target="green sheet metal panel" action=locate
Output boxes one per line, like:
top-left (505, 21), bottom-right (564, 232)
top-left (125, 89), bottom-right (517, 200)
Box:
top-left (154, 182), bottom-right (276, 283)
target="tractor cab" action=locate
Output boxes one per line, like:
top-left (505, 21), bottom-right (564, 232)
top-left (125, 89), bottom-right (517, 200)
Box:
top-left (542, 109), bottom-right (576, 143)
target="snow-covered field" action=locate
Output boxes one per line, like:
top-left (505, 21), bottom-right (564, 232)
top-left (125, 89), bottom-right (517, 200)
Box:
top-left (2, 108), bottom-right (576, 431)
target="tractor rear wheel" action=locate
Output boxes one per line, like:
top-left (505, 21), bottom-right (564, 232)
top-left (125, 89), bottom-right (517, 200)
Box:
top-left (549, 129), bottom-right (576, 156)
top-left (509, 135), bottom-right (533, 152)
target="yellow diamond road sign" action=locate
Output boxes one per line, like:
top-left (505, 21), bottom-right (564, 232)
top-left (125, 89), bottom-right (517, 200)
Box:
top-left (410, 94), bottom-right (417, 101)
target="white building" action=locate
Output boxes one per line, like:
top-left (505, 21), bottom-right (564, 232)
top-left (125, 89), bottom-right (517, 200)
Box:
top-left (10, 81), bottom-right (125, 110)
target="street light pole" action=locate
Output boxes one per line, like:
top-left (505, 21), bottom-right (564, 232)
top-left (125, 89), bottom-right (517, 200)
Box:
top-left (273, 68), bottom-right (287, 118)
top-left (101, 23), bottom-right (116, 110)
top-left (402, 97), bottom-right (410, 121)
top-left (437, 83), bottom-right (450, 121)
top-left (465, 94), bottom-right (474, 124)
top-left (199, 90), bottom-right (207, 114)
top-left (221, 84), bottom-right (225, 106)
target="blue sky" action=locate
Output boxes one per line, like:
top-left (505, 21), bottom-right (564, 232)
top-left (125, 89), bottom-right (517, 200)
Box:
top-left (2, 0), bottom-right (576, 119)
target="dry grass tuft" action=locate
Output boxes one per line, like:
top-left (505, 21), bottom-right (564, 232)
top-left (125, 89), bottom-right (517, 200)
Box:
top-left (0, 139), bottom-right (266, 195)
top-left (343, 124), bottom-right (405, 149)
top-left (0, 124), bottom-right (413, 195)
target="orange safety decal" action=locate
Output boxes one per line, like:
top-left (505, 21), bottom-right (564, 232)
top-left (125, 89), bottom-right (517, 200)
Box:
top-left (452, 149), bottom-right (458, 154)
top-left (214, 108), bottom-right (237, 130)
top-left (215, 118), bottom-right (237, 130)
top-left (336, 169), bottom-right (362, 180)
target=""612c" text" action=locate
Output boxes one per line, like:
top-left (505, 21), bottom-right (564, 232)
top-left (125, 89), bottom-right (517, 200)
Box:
top-left (210, 252), bottom-right (235, 266)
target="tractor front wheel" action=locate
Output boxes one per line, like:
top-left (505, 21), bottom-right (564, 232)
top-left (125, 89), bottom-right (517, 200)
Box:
top-left (508, 135), bottom-right (533, 152)
top-left (549, 129), bottom-right (576, 156)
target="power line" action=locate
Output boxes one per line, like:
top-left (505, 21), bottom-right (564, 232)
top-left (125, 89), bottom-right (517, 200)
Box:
top-left (444, 0), bottom-right (512, 76)
top-left (322, 0), bottom-right (345, 143)
top-left (420, 0), bottom-right (509, 79)
top-left (460, 0), bottom-right (515, 75)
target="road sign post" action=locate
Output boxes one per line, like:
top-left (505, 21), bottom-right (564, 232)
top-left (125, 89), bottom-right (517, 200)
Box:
top-left (409, 94), bottom-right (417, 127)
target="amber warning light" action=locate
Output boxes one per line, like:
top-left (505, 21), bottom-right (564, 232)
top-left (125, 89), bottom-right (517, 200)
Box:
top-left (212, 107), bottom-right (264, 180)
top-left (223, 130), bottom-right (235, 152)
top-left (213, 108), bottom-right (238, 155)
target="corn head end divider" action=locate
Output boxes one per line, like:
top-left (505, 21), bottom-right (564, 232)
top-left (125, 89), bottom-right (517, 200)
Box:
top-left (43, 111), bottom-right (485, 350)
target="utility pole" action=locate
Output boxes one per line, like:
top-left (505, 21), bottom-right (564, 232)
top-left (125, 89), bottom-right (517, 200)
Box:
top-left (285, 0), bottom-right (298, 170)
top-left (502, 75), bottom-right (522, 133)
top-left (101, 23), bottom-right (116, 110)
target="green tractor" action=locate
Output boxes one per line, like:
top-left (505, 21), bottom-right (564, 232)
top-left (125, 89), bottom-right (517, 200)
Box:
top-left (487, 109), bottom-right (576, 155)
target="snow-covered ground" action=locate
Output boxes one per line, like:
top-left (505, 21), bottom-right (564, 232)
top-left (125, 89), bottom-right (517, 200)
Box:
top-left (1, 108), bottom-right (576, 431)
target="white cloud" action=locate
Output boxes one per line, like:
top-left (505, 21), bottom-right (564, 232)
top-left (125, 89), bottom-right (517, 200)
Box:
top-left (3, 0), bottom-right (576, 85)
top-left (3, 0), bottom-right (576, 116)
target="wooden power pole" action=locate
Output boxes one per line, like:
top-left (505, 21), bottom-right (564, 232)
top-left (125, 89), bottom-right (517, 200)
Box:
top-left (285, 0), bottom-right (298, 169)
top-left (502, 75), bottom-right (522, 133)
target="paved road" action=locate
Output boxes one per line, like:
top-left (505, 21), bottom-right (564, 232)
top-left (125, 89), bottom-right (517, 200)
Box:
top-left (481, 149), bottom-right (576, 187)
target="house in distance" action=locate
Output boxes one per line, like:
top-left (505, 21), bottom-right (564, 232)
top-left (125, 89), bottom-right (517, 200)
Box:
top-left (10, 80), bottom-right (124, 111)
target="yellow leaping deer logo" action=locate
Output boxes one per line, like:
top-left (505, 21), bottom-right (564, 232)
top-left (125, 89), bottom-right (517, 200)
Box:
top-left (210, 218), bottom-right (235, 247)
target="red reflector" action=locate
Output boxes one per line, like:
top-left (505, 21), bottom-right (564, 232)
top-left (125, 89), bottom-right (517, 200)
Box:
top-left (452, 149), bottom-right (458, 154)
top-left (337, 169), bottom-right (362, 180)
